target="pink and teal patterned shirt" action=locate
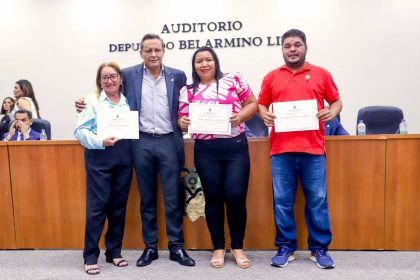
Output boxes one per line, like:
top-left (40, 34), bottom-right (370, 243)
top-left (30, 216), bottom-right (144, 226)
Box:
top-left (178, 72), bottom-right (252, 140)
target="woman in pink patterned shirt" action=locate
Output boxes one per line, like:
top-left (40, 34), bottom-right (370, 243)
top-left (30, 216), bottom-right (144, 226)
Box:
top-left (178, 47), bottom-right (258, 269)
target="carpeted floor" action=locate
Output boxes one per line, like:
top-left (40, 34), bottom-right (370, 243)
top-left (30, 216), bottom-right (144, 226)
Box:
top-left (0, 250), bottom-right (419, 280)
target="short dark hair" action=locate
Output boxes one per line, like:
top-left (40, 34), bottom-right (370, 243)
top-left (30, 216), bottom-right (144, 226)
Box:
top-left (281, 29), bottom-right (307, 45)
top-left (14, 109), bottom-right (32, 119)
top-left (140, 33), bottom-right (165, 51)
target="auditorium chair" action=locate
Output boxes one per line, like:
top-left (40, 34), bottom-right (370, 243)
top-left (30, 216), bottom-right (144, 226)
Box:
top-left (356, 106), bottom-right (403, 134)
top-left (31, 118), bottom-right (52, 139)
top-left (245, 113), bottom-right (268, 137)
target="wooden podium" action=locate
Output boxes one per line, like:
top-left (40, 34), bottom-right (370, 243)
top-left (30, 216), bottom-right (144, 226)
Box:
top-left (2, 135), bottom-right (419, 250)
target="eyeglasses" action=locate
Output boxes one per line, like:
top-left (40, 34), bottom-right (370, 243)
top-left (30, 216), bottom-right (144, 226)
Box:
top-left (101, 74), bottom-right (119, 82)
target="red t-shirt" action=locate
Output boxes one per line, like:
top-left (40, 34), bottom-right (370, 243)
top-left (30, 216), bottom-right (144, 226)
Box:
top-left (258, 63), bottom-right (340, 156)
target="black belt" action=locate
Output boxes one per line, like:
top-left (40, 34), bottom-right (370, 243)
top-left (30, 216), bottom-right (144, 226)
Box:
top-left (140, 132), bottom-right (173, 138)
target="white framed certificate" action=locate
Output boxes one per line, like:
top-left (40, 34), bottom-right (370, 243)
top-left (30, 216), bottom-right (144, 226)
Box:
top-left (272, 99), bottom-right (319, 132)
top-left (97, 111), bottom-right (139, 139)
top-left (188, 103), bottom-right (232, 135)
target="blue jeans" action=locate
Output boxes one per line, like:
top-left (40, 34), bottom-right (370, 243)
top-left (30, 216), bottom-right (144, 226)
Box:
top-left (271, 153), bottom-right (332, 252)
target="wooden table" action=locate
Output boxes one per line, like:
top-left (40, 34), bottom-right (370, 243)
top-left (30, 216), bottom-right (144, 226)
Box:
top-left (3, 135), bottom-right (420, 250)
top-left (0, 142), bottom-right (16, 248)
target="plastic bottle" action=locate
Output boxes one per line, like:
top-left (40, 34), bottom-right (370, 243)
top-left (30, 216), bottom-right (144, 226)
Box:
top-left (357, 120), bottom-right (366, 135)
top-left (40, 129), bottom-right (48, 140)
top-left (399, 119), bottom-right (408, 134)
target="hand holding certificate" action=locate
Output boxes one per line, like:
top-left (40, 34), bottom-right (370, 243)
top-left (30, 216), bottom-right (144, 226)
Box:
top-left (97, 111), bottom-right (139, 139)
top-left (272, 99), bottom-right (319, 132)
top-left (188, 103), bottom-right (232, 135)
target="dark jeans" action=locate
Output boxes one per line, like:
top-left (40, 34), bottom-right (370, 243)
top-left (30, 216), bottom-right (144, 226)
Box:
top-left (194, 134), bottom-right (250, 249)
top-left (271, 152), bottom-right (332, 252)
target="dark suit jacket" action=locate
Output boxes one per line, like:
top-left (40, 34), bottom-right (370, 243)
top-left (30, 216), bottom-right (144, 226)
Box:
top-left (0, 115), bottom-right (11, 137)
top-left (122, 63), bottom-right (187, 167)
top-left (325, 118), bottom-right (349, 136)
top-left (3, 129), bottom-right (41, 141)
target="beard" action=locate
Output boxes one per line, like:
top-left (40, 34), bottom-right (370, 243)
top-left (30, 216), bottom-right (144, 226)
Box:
top-left (284, 53), bottom-right (306, 70)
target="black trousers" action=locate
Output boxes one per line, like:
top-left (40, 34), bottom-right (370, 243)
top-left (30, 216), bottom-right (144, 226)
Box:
top-left (83, 140), bottom-right (133, 265)
top-left (194, 134), bottom-right (250, 249)
top-left (132, 133), bottom-right (184, 251)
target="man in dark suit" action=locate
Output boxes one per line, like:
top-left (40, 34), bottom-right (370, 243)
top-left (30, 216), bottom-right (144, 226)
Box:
top-left (3, 109), bottom-right (40, 141)
top-left (123, 34), bottom-right (195, 267)
top-left (324, 117), bottom-right (349, 136)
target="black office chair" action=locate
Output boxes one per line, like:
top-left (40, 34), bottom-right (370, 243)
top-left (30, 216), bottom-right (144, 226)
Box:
top-left (31, 118), bottom-right (52, 139)
top-left (356, 106), bottom-right (403, 135)
top-left (245, 113), bottom-right (268, 137)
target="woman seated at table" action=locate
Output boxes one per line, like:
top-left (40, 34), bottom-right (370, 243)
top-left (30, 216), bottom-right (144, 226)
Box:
top-left (10, 79), bottom-right (41, 121)
top-left (0, 97), bottom-right (15, 136)
top-left (74, 62), bottom-right (133, 275)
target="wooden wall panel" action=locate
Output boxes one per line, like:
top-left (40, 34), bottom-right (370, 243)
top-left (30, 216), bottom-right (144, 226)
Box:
top-left (385, 137), bottom-right (420, 250)
top-left (115, 175), bottom-right (175, 250)
top-left (9, 141), bottom-right (86, 248)
top-left (0, 143), bottom-right (16, 248)
top-left (325, 137), bottom-right (386, 249)
top-left (244, 138), bottom-right (276, 249)
top-left (292, 137), bottom-right (387, 250)
top-left (182, 140), bottom-right (213, 249)
top-left (5, 136), bottom-right (419, 250)
top-left (118, 175), bottom-right (143, 248)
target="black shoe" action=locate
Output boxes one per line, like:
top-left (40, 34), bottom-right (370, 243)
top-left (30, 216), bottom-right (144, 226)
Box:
top-left (169, 248), bottom-right (196, 267)
top-left (136, 248), bottom-right (158, 267)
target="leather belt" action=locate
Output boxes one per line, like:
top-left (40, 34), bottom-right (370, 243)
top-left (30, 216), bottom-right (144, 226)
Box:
top-left (140, 132), bottom-right (173, 138)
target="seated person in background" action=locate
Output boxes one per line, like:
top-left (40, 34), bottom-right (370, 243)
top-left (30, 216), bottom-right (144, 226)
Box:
top-left (244, 114), bottom-right (268, 137)
top-left (324, 117), bottom-right (349, 136)
top-left (245, 125), bottom-right (256, 137)
top-left (3, 109), bottom-right (40, 141)
top-left (0, 96), bottom-right (15, 136)
top-left (9, 79), bottom-right (41, 122)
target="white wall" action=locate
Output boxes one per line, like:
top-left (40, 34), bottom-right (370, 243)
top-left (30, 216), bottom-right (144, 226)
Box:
top-left (1, 0), bottom-right (419, 139)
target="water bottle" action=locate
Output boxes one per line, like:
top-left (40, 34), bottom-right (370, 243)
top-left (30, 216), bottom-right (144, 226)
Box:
top-left (40, 129), bottom-right (48, 140)
top-left (399, 119), bottom-right (408, 134)
top-left (357, 120), bottom-right (366, 135)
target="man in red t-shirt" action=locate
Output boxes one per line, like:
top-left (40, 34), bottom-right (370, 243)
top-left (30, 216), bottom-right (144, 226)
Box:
top-left (258, 29), bottom-right (342, 269)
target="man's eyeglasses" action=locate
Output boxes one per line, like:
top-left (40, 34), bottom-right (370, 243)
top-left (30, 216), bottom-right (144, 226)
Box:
top-left (101, 74), bottom-right (119, 82)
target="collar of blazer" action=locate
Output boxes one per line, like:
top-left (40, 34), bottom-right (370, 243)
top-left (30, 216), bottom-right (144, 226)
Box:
top-left (138, 62), bottom-right (165, 74)
top-left (131, 63), bottom-right (175, 111)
